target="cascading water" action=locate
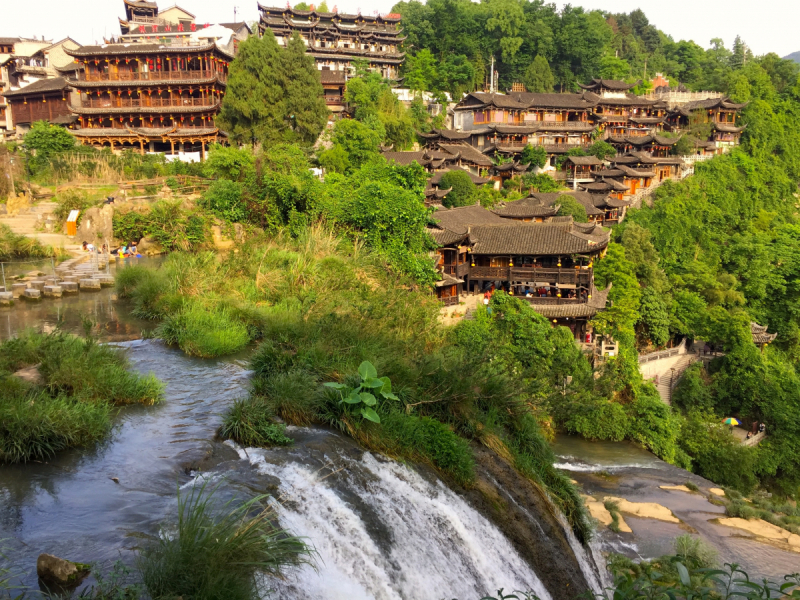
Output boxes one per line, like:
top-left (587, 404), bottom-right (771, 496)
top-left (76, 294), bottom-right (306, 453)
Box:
top-left (230, 439), bottom-right (554, 600)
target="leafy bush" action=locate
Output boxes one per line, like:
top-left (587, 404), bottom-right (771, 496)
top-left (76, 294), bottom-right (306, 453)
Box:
top-left (53, 188), bottom-right (96, 222)
top-left (439, 170), bottom-right (477, 208)
top-left (112, 201), bottom-right (209, 250)
top-left (200, 179), bottom-right (247, 222)
top-left (323, 360), bottom-right (399, 424)
top-left (555, 195), bottom-right (588, 222)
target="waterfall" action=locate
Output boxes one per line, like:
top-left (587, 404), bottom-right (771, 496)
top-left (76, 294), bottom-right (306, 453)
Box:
top-left (229, 442), bottom-right (553, 600)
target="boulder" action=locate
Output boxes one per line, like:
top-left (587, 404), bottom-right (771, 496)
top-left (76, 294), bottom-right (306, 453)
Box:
top-left (36, 553), bottom-right (89, 587)
top-left (136, 236), bottom-right (164, 256)
top-left (76, 204), bottom-right (115, 247)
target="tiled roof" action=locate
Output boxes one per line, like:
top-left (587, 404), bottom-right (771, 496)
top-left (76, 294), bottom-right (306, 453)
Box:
top-left (509, 91), bottom-right (599, 110)
top-left (580, 179), bottom-right (629, 192)
top-left (492, 197), bottom-right (560, 218)
top-left (579, 78), bottom-right (641, 91)
top-left (712, 123), bottom-right (746, 133)
top-left (382, 150), bottom-right (429, 166)
top-left (529, 283), bottom-right (611, 318)
top-left (437, 143), bottom-right (494, 167)
top-left (66, 42), bottom-right (234, 60)
top-left (529, 191), bottom-right (605, 217)
top-left (564, 155), bottom-right (602, 166)
top-left (2, 77), bottom-right (70, 97)
top-left (751, 322), bottom-right (777, 344)
top-left (468, 221), bottom-right (610, 255)
top-left (430, 204), bottom-right (507, 235)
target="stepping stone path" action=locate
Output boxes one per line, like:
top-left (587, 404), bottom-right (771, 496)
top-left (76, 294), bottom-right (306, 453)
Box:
top-left (1, 254), bottom-right (114, 307)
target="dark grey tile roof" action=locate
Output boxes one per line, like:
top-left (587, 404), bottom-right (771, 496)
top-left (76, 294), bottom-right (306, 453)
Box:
top-left (437, 143), bottom-right (494, 167)
top-left (2, 77), bottom-right (70, 97)
top-left (429, 168), bottom-right (490, 186)
top-left (579, 78), bottom-right (641, 91)
top-left (509, 91), bottom-right (599, 109)
top-left (492, 197), bottom-right (560, 218)
top-left (564, 155), bottom-right (602, 166)
top-left (468, 221), bottom-right (610, 255)
top-left (430, 204), bottom-right (507, 235)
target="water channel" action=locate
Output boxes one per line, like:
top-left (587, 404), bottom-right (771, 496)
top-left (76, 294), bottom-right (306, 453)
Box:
top-left (0, 261), bottom-right (797, 596)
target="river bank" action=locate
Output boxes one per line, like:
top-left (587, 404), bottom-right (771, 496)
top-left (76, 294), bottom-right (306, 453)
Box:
top-left (553, 436), bottom-right (800, 581)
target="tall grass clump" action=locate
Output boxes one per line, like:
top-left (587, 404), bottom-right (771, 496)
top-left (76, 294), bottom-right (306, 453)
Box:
top-left (0, 330), bottom-right (163, 463)
top-left (0, 223), bottom-right (67, 261)
top-left (137, 482), bottom-right (313, 600)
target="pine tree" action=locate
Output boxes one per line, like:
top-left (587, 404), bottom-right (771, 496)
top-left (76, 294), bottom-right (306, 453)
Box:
top-left (280, 32), bottom-right (329, 145)
top-left (522, 55), bottom-right (555, 93)
top-left (218, 32), bottom-right (285, 146)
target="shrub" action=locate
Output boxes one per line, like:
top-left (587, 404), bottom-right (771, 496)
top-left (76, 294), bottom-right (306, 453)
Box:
top-left (439, 170), bottom-right (477, 208)
top-left (0, 223), bottom-right (67, 261)
top-left (53, 188), bottom-right (95, 222)
top-left (555, 195), bottom-right (588, 222)
top-left (200, 179), bottom-right (247, 222)
top-left (137, 482), bottom-right (312, 600)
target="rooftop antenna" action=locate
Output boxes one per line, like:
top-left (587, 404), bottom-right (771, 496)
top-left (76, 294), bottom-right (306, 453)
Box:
top-left (234, 6), bottom-right (239, 22)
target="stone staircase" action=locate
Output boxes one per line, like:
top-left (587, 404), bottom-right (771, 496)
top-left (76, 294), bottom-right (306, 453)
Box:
top-left (652, 353), bottom-right (699, 404)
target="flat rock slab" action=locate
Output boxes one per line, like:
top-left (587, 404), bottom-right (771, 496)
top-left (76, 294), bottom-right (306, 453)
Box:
top-left (30, 280), bottom-right (46, 290)
top-left (659, 485), bottom-right (695, 494)
top-left (709, 488), bottom-right (726, 497)
top-left (43, 285), bottom-right (63, 298)
top-left (79, 279), bottom-right (101, 290)
top-left (0, 292), bottom-right (12, 306)
top-left (96, 276), bottom-right (115, 286)
top-left (582, 495), bottom-right (632, 533)
top-left (61, 281), bottom-right (79, 292)
top-left (23, 288), bottom-right (42, 299)
top-left (603, 496), bottom-right (680, 523)
top-left (717, 518), bottom-right (800, 552)
top-left (13, 364), bottom-right (42, 385)
top-left (11, 283), bottom-right (28, 298)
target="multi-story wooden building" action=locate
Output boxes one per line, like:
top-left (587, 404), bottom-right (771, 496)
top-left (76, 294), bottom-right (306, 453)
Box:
top-left (62, 0), bottom-right (238, 156)
top-left (1, 37), bottom-right (81, 138)
top-left (257, 5), bottom-right (405, 112)
top-left (429, 204), bottom-right (611, 339)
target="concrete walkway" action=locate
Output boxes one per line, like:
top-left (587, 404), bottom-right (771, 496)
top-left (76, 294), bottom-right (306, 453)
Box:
top-left (0, 201), bottom-right (82, 254)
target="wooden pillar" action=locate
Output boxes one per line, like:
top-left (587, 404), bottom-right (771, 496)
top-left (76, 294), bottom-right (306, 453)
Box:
top-left (139, 140), bottom-right (145, 155)
top-left (170, 140), bottom-right (174, 155)
top-left (201, 141), bottom-right (205, 161)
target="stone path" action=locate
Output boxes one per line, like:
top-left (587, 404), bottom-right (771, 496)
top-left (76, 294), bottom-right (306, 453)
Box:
top-left (0, 201), bottom-right (83, 254)
top-left (0, 254), bottom-right (114, 305)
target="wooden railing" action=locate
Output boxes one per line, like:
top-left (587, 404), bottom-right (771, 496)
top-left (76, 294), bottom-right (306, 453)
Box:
top-left (442, 263), bottom-right (470, 278)
top-left (78, 97), bottom-right (217, 109)
top-left (76, 70), bottom-right (225, 83)
top-left (469, 266), bottom-right (592, 285)
top-left (324, 96), bottom-right (344, 104)
top-left (525, 297), bottom-right (585, 306)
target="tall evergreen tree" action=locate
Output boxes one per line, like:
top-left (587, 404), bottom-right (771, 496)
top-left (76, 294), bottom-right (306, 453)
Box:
top-left (219, 31), bottom-right (328, 147)
top-left (522, 55), bottom-right (554, 92)
top-left (281, 32), bottom-right (329, 145)
top-left (218, 33), bottom-right (285, 145)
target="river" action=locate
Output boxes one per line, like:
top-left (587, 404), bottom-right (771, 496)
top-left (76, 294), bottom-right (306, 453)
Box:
top-left (0, 263), bottom-right (796, 596)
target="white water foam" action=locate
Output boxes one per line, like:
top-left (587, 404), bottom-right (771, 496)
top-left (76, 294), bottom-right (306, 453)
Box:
top-left (232, 444), bottom-right (553, 600)
top-left (553, 461), bottom-right (660, 473)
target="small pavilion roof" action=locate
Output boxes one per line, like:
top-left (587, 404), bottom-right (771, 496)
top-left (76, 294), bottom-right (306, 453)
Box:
top-left (578, 78), bottom-right (641, 92)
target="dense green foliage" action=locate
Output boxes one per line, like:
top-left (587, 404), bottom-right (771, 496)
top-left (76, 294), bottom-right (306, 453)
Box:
top-left (218, 31), bottom-right (328, 147)
top-left (555, 196), bottom-right (588, 222)
top-left (113, 200), bottom-right (210, 251)
top-left (0, 330), bottom-right (163, 463)
top-left (393, 0), bottom-right (799, 95)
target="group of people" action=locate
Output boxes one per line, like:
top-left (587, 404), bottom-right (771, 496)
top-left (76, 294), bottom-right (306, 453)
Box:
top-left (81, 240), bottom-right (141, 258)
top-left (745, 422), bottom-right (767, 440)
top-left (111, 242), bottom-right (140, 258)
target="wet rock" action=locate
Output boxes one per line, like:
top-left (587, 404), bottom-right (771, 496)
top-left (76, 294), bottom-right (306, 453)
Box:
top-left (36, 553), bottom-right (89, 587)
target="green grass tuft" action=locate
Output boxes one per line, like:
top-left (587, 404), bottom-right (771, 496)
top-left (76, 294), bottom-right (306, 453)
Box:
top-left (137, 481), bottom-right (313, 600)
top-left (218, 399), bottom-right (293, 447)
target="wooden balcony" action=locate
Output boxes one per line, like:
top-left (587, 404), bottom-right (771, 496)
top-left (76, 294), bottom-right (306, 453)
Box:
top-left (469, 266), bottom-right (592, 285)
top-left (75, 70), bottom-right (225, 83)
top-left (78, 97), bottom-right (217, 109)
top-left (324, 96), bottom-right (344, 105)
top-left (525, 297), bottom-right (584, 306)
top-left (442, 263), bottom-right (470, 278)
